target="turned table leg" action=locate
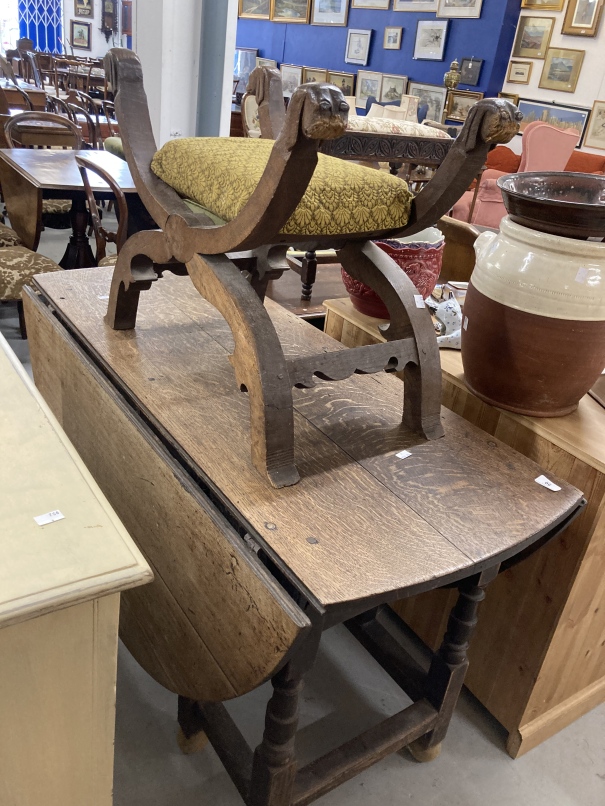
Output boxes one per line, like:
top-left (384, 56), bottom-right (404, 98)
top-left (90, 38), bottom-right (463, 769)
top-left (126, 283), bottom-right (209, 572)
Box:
top-left (300, 251), bottom-right (318, 302)
top-left (248, 664), bottom-right (304, 806)
top-left (407, 565), bottom-right (499, 762)
top-left (177, 696), bottom-right (209, 754)
top-left (59, 197), bottom-right (96, 270)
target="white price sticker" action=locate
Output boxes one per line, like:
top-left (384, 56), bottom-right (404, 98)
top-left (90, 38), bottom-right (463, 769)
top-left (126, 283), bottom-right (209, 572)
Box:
top-left (98, 294), bottom-right (109, 300)
top-left (463, 316), bottom-right (469, 331)
top-left (535, 475), bottom-right (561, 492)
top-left (34, 510), bottom-right (65, 526)
top-left (396, 450), bottom-right (412, 460)
top-left (414, 295), bottom-right (426, 309)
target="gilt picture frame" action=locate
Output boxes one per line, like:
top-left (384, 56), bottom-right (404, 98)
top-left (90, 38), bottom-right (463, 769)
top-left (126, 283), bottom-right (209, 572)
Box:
top-left (303, 66), bottom-right (328, 83)
top-left (521, 0), bottom-right (564, 9)
top-left (311, 0), bottom-right (349, 26)
top-left (561, 0), bottom-right (605, 37)
top-left (413, 19), bottom-right (448, 60)
top-left (239, 0), bottom-right (271, 18)
top-left (444, 89), bottom-right (484, 121)
top-left (512, 16), bottom-right (555, 59)
top-left (270, 0), bottom-right (311, 23)
top-left (538, 47), bottom-right (585, 93)
top-left (437, 0), bottom-right (483, 18)
top-left (328, 70), bottom-right (356, 96)
top-left (584, 99), bottom-right (605, 150)
top-left (74, 0), bottom-right (93, 18)
top-left (345, 28), bottom-right (373, 65)
top-left (506, 60), bottom-right (533, 84)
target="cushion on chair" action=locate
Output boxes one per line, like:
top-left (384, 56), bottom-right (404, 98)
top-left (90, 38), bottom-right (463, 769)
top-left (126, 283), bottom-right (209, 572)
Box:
top-left (104, 136), bottom-right (125, 160)
top-left (565, 150), bottom-right (605, 174)
top-left (42, 199), bottom-right (72, 215)
top-left (151, 137), bottom-right (413, 237)
top-left (0, 246), bottom-right (62, 301)
top-left (0, 223), bottom-right (22, 248)
top-left (98, 254), bottom-right (118, 266)
top-left (347, 115), bottom-right (451, 139)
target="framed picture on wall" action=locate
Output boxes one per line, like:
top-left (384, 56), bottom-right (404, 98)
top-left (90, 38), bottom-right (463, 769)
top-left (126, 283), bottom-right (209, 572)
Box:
top-left (270, 0), bottom-right (310, 23)
top-left (584, 100), bottom-right (605, 149)
top-left (74, 0), bottom-right (93, 18)
top-left (384, 27), bottom-right (403, 49)
top-left (281, 64), bottom-right (304, 98)
top-left (413, 19), bottom-right (448, 60)
top-left (345, 29), bottom-right (373, 65)
top-left (256, 57), bottom-right (278, 68)
top-left (512, 16), bottom-right (555, 59)
top-left (355, 70), bottom-right (383, 108)
top-left (521, 0), bottom-right (564, 9)
top-left (328, 71), bottom-right (356, 96)
top-left (506, 60), bottom-right (533, 83)
top-left (562, 0), bottom-right (605, 37)
top-left (352, 0), bottom-right (390, 8)
top-left (499, 91), bottom-right (520, 105)
top-left (303, 66), bottom-right (328, 83)
top-left (380, 74), bottom-right (408, 102)
top-left (459, 57), bottom-right (483, 85)
top-left (311, 0), bottom-right (348, 26)
top-left (122, 0), bottom-right (132, 34)
top-left (239, 0), bottom-right (271, 18)
top-left (394, 0), bottom-right (438, 10)
top-left (538, 47), bottom-right (585, 93)
top-left (408, 80), bottom-right (448, 122)
top-left (70, 20), bottom-right (91, 50)
top-left (517, 99), bottom-right (590, 139)
top-left (437, 0), bottom-right (483, 18)
top-left (444, 89), bottom-right (484, 121)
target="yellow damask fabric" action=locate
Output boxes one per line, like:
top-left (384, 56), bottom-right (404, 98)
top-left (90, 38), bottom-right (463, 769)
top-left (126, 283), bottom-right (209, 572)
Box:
top-left (0, 247), bottom-right (62, 301)
top-left (151, 137), bottom-right (412, 237)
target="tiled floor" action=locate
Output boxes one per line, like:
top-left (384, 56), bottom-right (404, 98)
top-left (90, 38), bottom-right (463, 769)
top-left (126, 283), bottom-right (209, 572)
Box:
top-left (3, 221), bottom-right (605, 806)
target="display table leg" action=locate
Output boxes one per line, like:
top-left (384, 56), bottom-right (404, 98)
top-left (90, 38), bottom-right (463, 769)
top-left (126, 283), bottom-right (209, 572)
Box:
top-left (59, 197), bottom-right (95, 269)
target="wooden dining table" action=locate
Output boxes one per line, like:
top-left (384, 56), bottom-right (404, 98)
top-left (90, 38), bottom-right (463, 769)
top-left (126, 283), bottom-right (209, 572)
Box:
top-left (0, 78), bottom-right (46, 111)
top-left (0, 109), bottom-right (83, 148)
top-left (0, 148), bottom-right (150, 269)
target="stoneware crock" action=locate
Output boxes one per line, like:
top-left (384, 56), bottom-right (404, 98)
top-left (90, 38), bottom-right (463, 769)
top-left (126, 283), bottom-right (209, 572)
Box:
top-left (462, 215), bottom-right (605, 417)
top-left (341, 226), bottom-right (445, 319)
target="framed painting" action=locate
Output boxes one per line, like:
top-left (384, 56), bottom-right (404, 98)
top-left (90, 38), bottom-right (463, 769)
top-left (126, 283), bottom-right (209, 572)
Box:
top-left (281, 64), bottom-right (303, 98)
top-left (394, 0), bottom-right (438, 9)
top-left (512, 16), bottom-right (555, 59)
top-left (380, 74), bottom-right (408, 103)
top-left (584, 99), bottom-right (605, 150)
top-left (507, 60), bottom-right (533, 84)
top-left (459, 57), bottom-right (483, 86)
top-left (499, 91), bottom-right (520, 105)
top-left (521, 0), bottom-right (564, 8)
top-left (345, 28), bottom-right (373, 65)
top-left (70, 20), bottom-right (91, 50)
top-left (74, 0), bottom-right (93, 18)
top-left (413, 19), bottom-right (448, 60)
top-left (517, 99), bottom-right (590, 139)
top-left (355, 70), bottom-right (383, 108)
top-left (408, 80), bottom-right (448, 122)
top-left (437, 0), bottom-right (483, 18)
top-left (239, 0), bottom-right (271, 18)
top-left (328, 70), bottom-right (355, 96)
top-left (311, 0), bottom-right (349, 25)
top-left (384, 27), bottom-right (403, 49)
top-left (539, 47), bottom-right (585, 93)
top-left (562, 0), bottom-right (605, 37)
top-left (444, 89), bottom-right (484, 121)
top-left (352, 0), bottom-right (390, 7)
top-left (256, 57), bottom-right (278, 68)
top-left (270, 0), bottom-right (310, 22)
top-left (303, 66), bottom-right (328, 83)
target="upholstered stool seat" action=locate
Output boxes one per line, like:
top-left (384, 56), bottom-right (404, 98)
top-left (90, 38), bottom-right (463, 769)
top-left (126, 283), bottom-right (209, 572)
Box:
top-left (0, 223), bottom-right (22, 248)
top-left (98, 253), bottom-right (118, 267)
top-left (151, 137), bottom-right (413, 237)
top-left (0, 246), bottom-right (62, 301)
top-left (42, 199), bottom-right (72, 215)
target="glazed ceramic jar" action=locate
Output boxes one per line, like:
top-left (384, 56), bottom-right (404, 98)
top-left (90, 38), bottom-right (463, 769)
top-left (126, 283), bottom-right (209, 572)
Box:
top-left (342, 226), bottom-right (445, 319)
top-left (462, 215), bottom-right (605, 417)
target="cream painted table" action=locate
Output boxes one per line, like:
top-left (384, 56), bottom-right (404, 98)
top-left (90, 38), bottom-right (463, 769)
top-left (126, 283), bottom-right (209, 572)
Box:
top-left (0, 333), bottom-right (152, 805)
top-left (324, 297), bottom-right (605, 758)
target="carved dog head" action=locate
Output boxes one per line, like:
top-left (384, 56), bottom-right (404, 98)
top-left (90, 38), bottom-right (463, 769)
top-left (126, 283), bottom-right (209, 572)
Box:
top-left (289, 82), bottom-right (349, 142)
top-left (458, 98), bottom-right (523, 151)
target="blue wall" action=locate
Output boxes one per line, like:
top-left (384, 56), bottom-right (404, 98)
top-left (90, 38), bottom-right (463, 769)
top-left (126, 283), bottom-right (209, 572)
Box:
top-left (237, 0), bottom-right (521, 103)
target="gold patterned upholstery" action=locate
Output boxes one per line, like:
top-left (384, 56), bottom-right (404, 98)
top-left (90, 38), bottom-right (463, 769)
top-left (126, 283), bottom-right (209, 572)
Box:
top-left (0, 223), bottom-right (22, 248)
top-left (43, 199), bottom-right (72, 215)
top-left (98, 254), bottom-right (118, 266)
top-left (151, 137), bottom-right (413, 237)
top-left (0, 246), bottom-right (62, 301)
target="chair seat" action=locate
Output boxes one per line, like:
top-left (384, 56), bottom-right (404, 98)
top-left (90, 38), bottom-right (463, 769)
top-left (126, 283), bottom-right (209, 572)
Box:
top-left (43, 199), bottom-right (71, 215)
top-left (98, 253), bottom-right (118, 267)
top-left (0, 223), bottom-right (22, 248)
top-left (104, 136), bottom-right (125, 159)
top-left (0, 246), bottom-right (62, 301)
top-left (151, 137), bottom-right (413, 237)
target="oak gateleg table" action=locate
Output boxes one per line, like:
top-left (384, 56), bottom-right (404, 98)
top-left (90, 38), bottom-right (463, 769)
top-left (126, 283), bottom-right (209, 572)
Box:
top-left (24, 268), bottom-right (585, 806)
top-left (0, 148), bottom-right (152, 269)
